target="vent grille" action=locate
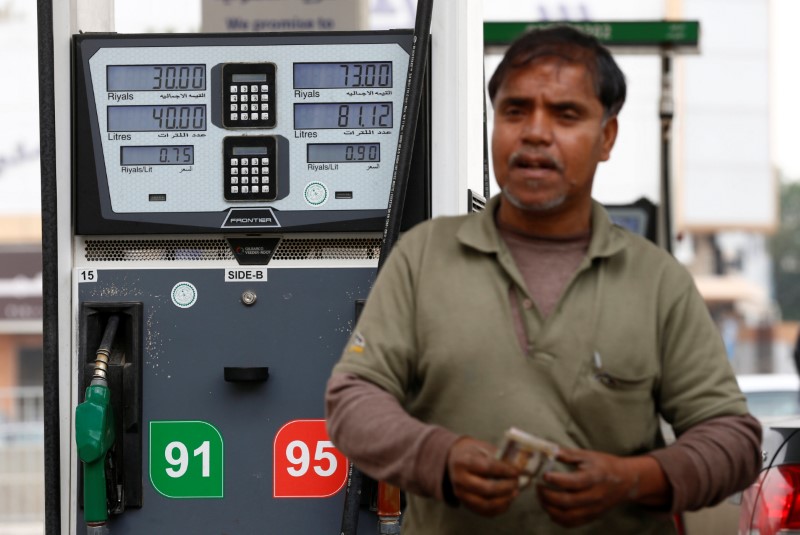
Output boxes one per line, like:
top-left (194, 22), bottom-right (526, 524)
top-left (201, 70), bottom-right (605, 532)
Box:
top-left (468, 189), bottom-right (487, 213)
top-left (84, 239), bottom-right (235, 262)
top-left (273, 238), bottom-right (381, 260)
top-left (82, 237), bottom-right (383, 262)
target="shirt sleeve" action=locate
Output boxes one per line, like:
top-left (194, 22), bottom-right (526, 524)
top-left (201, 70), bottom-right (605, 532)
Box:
top-left (325, 372), bottom-right (461, 500)
top-left (657, 275), bottom-right (750, 434)
top-left (648, 413), bottom-right (762, 513)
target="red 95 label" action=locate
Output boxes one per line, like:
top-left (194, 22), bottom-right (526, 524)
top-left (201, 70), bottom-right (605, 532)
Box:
top-left (273, 419), bottom-right (349, 498)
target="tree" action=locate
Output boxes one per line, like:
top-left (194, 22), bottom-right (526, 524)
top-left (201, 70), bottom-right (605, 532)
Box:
top-left (770, 180), bottom-right (800, 320)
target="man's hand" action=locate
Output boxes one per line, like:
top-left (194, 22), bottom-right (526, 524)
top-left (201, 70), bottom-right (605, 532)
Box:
top-left (446, 436), bottom-right (521, 517)
top-left (537, 448), bottom-right (669, 528)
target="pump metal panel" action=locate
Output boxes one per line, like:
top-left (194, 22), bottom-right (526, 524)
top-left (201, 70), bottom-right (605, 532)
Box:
top-left (76, 266), bottom-right (376, 534)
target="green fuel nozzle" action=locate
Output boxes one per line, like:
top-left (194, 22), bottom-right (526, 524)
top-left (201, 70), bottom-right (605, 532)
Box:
top-left (75, 315), bottom-right (120, 526)
top-left (76, 384), bottom-right (115, 524)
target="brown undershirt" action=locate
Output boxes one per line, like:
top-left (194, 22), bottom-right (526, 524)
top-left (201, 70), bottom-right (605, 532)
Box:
top-left (497, 225), bottom-right (590, 350)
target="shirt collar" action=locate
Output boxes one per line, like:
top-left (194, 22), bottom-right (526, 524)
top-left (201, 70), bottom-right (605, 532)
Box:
top-left (456, 195), bottom-right (629, 260)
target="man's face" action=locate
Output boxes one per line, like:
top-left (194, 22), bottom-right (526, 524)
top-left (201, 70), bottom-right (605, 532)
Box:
top-left (491, 58), bottom-right (617, 219)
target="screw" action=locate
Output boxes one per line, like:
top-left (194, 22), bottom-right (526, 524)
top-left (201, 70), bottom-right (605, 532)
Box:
top-left (242, 290), bottom-right (257, 306)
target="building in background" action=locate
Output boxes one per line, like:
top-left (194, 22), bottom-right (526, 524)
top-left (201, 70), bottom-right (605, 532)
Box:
top-left (0, 0), bottom-right (43, 391)
top-left (0, 1), bottom-right (45, 531)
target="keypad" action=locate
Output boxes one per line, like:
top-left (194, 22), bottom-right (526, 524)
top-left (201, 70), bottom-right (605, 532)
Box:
top-left (224, 136), bottom-right (277, 201)
top-left (222, 63), bottom-right (276, 128)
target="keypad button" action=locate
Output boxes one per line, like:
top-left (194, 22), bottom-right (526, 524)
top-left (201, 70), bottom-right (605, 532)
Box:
top-left (261, 157), bottom-right (269, 165)
top-left (252, 186), bottom-right (260, 193)
top-left (251, 84), bottom-right (258, 92)
top-left (263, 185), bottom-right (270, 193)
top-left (240, 85), bottom-right (249, 92)
top-left (251, 166), bottom-right (258, 175)
top-left (261, 167), bottom-right (269, 174)
top-left (231, 168), bottom-right (238, 175)
top-left (261, 176), bottom-right (269, 183)
top-left (252, 177), bottom-right (260, 184)
top-left (242, 186), bottom-right (249, 193)
top-left (241, 166), bottom-right (249, 175)
top-left (230, 86), bottom-right (238, 93)
top-left (261, 113), bottom-right (269, 121)
top-left (230, 104), bottom-right (238, 111)
top-left (231, 186), bottom-right (239, 193)
top-left (238, 104), bottom-right (247, 112)
top-left (241, 94), bottom-right (249, 102)
top-left (241, 113), bottom-right (249, 120)
top-left (231, 95), bottom-right (238, 102)
top-left (230, 113), bottom-right (238, 120)
top-left (261, 84), bottom-right (269, 92)
top-left (260, 94), bottom-right (268, 101)
top-left (230, 176), bottom-right (238, 184)
top-left (242, 176), bottom-right (249, 184)
top-left (230, 158), bottom-right (238, 166)
top-left (241, 158), bottom-right (249, 165)
top-left (261, 103), bottom-right (269, 111)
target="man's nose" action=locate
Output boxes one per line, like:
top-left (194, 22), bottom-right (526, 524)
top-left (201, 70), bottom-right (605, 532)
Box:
top-left (521, 110), bottom-right (553, 145)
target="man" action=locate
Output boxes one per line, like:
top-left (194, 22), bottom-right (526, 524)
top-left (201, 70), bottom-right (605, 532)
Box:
top-left (326, 26), bottom-right (761, 534)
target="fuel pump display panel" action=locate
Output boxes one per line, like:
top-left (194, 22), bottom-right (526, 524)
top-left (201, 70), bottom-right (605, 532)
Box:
top-left (73, 32), bottom-right (430, 234)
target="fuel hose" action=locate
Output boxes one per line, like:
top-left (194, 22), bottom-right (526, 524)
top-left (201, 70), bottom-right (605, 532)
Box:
top-left (377, 0), bottom-right (435, 271)
top-left (340, 1), bottom-right (434, 533)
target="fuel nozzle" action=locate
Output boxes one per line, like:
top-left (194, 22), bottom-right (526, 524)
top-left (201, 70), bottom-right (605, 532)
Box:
top-left (75, 315), bottom-right (120, 528)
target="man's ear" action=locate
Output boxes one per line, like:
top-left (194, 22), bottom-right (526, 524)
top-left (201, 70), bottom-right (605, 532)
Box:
top-left (599, 116), bottom-right (618, 162)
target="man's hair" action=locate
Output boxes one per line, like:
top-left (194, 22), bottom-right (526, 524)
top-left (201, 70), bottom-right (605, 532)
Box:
top-left (488, 25), bottom-right (627, 118)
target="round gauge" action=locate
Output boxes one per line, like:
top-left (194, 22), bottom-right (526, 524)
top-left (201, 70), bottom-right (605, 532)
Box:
top-left (304, 181), bottom-right (328, 206)
top-left (171, 282), bottom-right (197, 308)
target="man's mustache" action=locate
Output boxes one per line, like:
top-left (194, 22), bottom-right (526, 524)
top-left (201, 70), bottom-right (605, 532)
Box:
top-left (508, 149), bottom-right (564, 173)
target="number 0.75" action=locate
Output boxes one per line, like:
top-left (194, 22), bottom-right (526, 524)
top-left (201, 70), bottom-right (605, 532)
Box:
top-left (165, 440), bottom-right (211, 478)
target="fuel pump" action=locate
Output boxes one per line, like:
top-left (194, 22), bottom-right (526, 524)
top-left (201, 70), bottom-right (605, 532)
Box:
top-left (64, 29), bottom-right (435, 535)
top-left (41, 1), bottom-right (486, 532)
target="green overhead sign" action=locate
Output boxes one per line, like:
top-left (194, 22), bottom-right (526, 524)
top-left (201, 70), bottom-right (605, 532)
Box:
top-left (484, 21), bottom-right (700, 51)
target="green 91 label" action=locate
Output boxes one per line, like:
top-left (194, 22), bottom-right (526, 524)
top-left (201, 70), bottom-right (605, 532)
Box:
top-left (149, 420), bottom-right (224, 499)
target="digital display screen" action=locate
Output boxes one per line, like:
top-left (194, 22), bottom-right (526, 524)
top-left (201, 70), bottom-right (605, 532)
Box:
top-left (107, 65), bottom-right (206, 91)
top-left (609, 212), bottom-right (647, 235)
top-left (107, 105), bottom-right (207, 132)
top-left (120, 146), bottom-right (194, 165)
top-left (232, 73), bottom-right (267, 83)
top-left (294, 102), bottom-right (392, 130)
top-left (232, 146), bottom-right (268, 155)
top-left (294, 62), bottom-right (392, 89)
top-left (308, 143), bottom-right (380, 163)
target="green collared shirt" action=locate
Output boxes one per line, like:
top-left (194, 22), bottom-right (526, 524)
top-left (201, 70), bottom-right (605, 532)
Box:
top-left (334, 196), bottom-right (747, 534)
